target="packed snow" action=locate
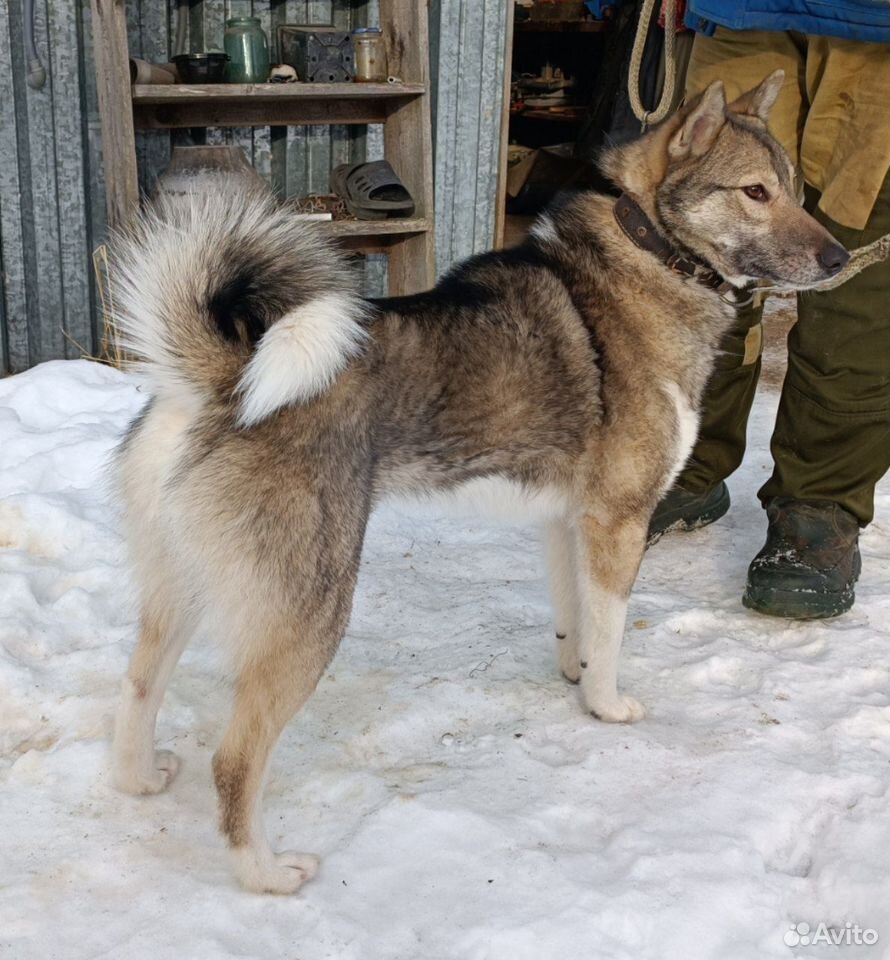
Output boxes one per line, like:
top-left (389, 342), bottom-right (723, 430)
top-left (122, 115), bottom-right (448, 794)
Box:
top-left (1, 358), bottom-right (888, 960)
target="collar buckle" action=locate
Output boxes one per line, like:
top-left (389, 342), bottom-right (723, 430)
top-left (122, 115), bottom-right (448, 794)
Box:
top-left (665, 252), bottom-right (695, 279)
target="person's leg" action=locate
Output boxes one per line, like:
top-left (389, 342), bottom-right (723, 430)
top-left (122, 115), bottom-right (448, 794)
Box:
top-left (746, 34), bottom-right (890, 617)
top-left (648, 305), bottom-right (762, 541)
top-left (649, 28), bottom-right (804, 541)
top-left (759, 176), bottom-right (890, 525)
top-left (678, 303), bottom-right (764, 493)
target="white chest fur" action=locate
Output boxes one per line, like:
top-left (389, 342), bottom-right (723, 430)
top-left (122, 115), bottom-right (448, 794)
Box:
top-left (661, 381), bottom-right (700, 493)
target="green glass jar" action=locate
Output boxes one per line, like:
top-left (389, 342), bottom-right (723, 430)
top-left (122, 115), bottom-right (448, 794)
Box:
top-left (223, 17), bottom-right (270, 84)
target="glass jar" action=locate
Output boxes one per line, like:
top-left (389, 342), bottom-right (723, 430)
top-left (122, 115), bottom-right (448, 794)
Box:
top-left (352, 27), bottom-right (387, 83)
top-left (224, 17), bottom-right (270, 84)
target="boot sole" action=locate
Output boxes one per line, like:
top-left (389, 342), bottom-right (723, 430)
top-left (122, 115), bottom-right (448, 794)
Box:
top-left (742, 584), bottom-right (855, 620)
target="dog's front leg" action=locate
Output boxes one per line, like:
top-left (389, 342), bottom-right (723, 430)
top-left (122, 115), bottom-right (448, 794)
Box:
top-left (545, 521), bottom-right (582, 683)
top-left (575, 512), bottom-right (647, 723)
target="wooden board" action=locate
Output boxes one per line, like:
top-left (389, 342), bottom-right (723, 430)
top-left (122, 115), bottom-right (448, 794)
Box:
top-left (132, 82), bottom-right (425, 129)
top-left (320, 217), bottom-right (431, 237)
top-left (130, 82), bottom-right (426, 103)
top-left (91, 0), bottom-right (139, 232)
top-left (381, 0), bottom-right (436, 294)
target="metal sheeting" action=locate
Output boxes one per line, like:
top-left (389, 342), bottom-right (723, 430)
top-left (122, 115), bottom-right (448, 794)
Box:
top-left (0, 0), bottom-right (99, 372)
top-left (0, 0), bottom-right (508, 372)
top-left (429, 0), bottom-right (509, 276)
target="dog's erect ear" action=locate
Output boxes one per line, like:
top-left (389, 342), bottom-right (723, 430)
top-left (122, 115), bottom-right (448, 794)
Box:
top-left (728, 69), bottom-right (785, 122)
top-left (668, 81), bottom-right (726, 161)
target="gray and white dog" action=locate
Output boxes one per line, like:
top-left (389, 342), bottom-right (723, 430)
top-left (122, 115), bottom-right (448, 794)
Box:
top-left (110, 71), bottom-right (848, 894)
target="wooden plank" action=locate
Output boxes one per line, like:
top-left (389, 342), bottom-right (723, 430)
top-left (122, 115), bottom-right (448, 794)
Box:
top-left (381, 0), bottom-right (435, 293)
top-left (320, 217), bottom-right (430, 237)
top-left (90, 0), bottom-right (139, 231)
top-left (135, 98), bottom-right (391, 128)
top-left (131, 82), bottom-right (425, 102)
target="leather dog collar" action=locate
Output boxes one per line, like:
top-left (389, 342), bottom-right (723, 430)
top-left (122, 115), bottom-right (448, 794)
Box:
top-left (613, 192), bottom-right (749, 305)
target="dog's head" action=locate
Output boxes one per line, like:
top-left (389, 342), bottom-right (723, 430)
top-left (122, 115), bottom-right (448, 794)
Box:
top-left (602, 71), bottom-right (848, 289)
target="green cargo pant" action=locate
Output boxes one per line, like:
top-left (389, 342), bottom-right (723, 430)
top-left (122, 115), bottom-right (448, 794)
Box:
top-left (678, 172), bottom-right (890, 525)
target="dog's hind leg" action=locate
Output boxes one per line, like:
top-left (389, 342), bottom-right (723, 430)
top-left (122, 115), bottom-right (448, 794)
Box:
top-left (545, 521), bottom-right (582, 683)
top-left (113, 400), bottom-right (196, 795)
top-left (113, 574), bottom-right (193, 795)
top-left (575, 513), bottom-right (647, 723)
top-left (211, 602), bottom-right (348, 895)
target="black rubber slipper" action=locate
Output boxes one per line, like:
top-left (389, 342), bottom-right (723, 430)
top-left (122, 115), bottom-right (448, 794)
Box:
top-left (330, 160), bottom-right (415, 220)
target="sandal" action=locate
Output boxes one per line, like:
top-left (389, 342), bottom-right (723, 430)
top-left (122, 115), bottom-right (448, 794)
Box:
top-left (329, 160), bottom-right (415, 220)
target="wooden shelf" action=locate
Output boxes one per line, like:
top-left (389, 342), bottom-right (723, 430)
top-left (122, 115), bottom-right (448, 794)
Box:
top-left (131, 82), bottom-right (426, 103)
top-left (316, 217), bottom-right (431, 253)
top-left (92, 0), bottom-right (435, 295)
top-left (515, 19), bottom-right (606, 33)
top-left (132, 82), bottom-right (426, 129)
top-left (318, 217), bottom-right (430, 238)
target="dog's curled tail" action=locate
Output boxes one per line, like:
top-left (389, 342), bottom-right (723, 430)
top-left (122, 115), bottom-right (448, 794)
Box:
top-left (111, 185), bottom-right (367, 427)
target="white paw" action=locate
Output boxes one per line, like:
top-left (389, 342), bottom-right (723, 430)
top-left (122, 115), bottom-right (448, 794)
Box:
top-left (114, 750), bottom-right (180, 795)
top-left (234, 849), bottom-right (320, 895)
top-left (557, 635), bottom-right (581, 684)
top-left (587, 694), bottom-right (646, 724)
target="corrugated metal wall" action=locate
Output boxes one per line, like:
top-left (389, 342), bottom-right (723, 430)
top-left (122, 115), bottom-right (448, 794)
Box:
top-left (0, 0), bottom-right (508, 373)
top-left (0, 0), bottom-right (101, 372)
top-left (430, 0), bottom-right (509, 277)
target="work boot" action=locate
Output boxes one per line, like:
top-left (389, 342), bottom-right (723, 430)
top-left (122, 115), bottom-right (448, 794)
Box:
top-left (743, 498), bottom-right (861, 619)
top-left (647, 481), bottom-right (731, 545)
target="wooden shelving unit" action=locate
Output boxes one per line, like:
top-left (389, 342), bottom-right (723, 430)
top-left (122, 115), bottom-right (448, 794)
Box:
top-left (90, 0), bottom-right (435, 296)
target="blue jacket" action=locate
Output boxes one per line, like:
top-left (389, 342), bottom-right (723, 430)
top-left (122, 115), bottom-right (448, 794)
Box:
top-left (684, 1), bottom-right (890, 44)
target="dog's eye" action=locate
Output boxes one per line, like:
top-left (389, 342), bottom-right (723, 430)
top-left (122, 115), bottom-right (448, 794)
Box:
top-left (743, 184), bottom-right (768, 202)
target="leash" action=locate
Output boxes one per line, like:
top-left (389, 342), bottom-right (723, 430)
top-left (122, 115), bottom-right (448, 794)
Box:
top-left (628, 0), bottom-right (677, 129)
top-left (759, 232), bottom-right (890, 299)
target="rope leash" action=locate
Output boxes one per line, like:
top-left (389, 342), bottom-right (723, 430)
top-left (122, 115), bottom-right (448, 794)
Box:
top-left (628, 0), bottom-right (677, 129)
top-left (761, 232), bottom-right (890, 299)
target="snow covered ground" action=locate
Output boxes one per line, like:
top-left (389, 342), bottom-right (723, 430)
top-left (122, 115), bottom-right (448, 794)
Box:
top-left (1, 359), bottom-right (888, 960)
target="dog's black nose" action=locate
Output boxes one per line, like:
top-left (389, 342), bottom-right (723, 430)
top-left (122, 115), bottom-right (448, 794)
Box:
top-left (817, 242), bottom-right (850, 274)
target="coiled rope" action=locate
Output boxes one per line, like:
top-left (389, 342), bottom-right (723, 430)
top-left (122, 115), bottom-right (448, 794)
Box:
top-left (628, 0), bottom-right (677, 128)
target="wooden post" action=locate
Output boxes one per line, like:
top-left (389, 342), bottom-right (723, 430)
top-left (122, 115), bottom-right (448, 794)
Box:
top-left (382, 0), bottom-right (436, 294)
top-left (90, 0), bottom-right (139, 231)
